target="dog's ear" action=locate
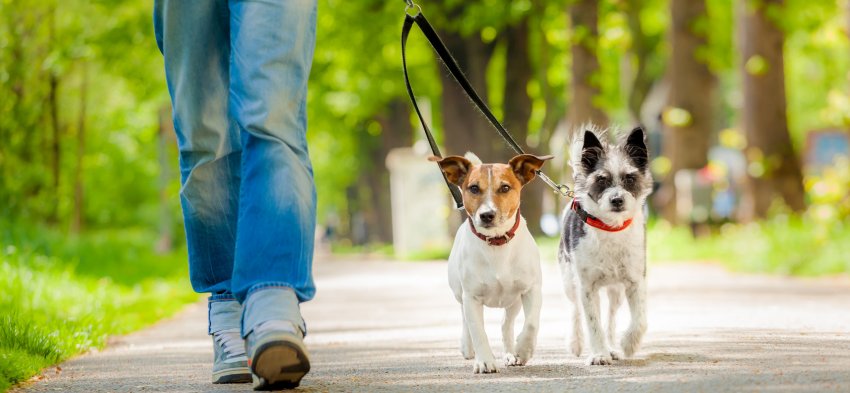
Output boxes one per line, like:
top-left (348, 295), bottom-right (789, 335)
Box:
top-left (428, 155), bottom-right (472, 186)
top-left (581, 130), bottom-right (604, 173)
top-left (624, 126), bottom-right (649, 172)
top-left (509, 154), bottom-right (554, 185)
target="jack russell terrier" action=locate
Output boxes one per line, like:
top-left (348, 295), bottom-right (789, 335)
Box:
top-left (430, 152), bottom-right (553, 374)
top-left (558, 126), bottom-right (652, 365)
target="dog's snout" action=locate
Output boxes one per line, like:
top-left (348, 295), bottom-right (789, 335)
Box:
top-left (610, 196), bottom-right (624, 208)
top-left (479, 211), bottom-right (495, 224)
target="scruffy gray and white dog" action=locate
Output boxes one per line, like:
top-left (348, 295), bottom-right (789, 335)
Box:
top-left (558, 125), bottom-right (653, 365)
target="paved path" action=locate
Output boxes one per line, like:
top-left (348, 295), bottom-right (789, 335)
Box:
top-left (16, 259), bottom-right (850, 392)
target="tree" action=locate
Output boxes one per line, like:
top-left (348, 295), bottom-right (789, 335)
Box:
top-left (738, 0), bottom-right (805, 217)
top-left (501, 15), bottom-right (546, 235)
top-left (623, 0), bottom-right (665, 122)
top-left (568, 0), bottom-right (608, 128)
top-left (661, 0), bottom-right (716, 222)
top-left (363, 99), bottom-right (414, 244)
top-left (438, 19), bottom-right (500, 161)
top-left (71, 61), bottom-right (87, 233)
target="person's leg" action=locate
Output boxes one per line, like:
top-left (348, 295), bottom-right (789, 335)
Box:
top-left (228, 0), bottom-right (318, 326)
top-left (154, 0), bottom-right (250, 384)
top-left (226, 0), bottom-right (318, 389)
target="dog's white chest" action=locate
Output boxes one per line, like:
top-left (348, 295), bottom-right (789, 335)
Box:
top-left (465, 262), bottom-right (530, 307)
top-left (574, 223), bottom-right (645, 284)
top-left (448, 221), bottom-right (541, 309)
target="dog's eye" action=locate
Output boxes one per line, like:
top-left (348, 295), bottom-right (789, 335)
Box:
top-left (596, 176), bottom-right (610, 186)
top-left (624, 175), bottom-right (636, 185)
top-left (468, 185), bottom-right (480, 194)
top-left (498, 185), bottom-right (511, 193)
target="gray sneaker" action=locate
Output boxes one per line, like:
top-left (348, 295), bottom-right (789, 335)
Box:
top-left (246, 320), bottom-right (311, 390)
top-left (212, 328), bottom-right (252, 384)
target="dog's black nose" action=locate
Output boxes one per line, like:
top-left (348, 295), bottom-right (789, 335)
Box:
top-left (610, 196), bottom-right (624, 208)
top-left (479, 211), bottom-right (495, 224)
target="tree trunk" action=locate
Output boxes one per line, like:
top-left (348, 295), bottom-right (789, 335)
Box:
top-left (738, 0), bottom-right (805, 217)
top-left (847, 0), bottom-right (850, 41)
top-left (502, 16), bottom-right (544, 236)
top-left (568, 0), bottom-right (608, 128)
top-left (72, 62), bottom-right (87, 233)
top-left (624, 0), bottom-right (657, 122)
top-left (661, 0), bottom-right (716, 222)
top-left (48, 6), bottom-right (61, 223)
top-left (368, 99), bottom-right (414, 244)
top-left (438, 27), bottom-right (499, 161)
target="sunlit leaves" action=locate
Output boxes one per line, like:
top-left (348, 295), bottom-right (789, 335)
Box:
top-left (744, 54), bottom-right (769, 75)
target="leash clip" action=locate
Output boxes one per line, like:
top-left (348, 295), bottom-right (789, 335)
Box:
top-left (405, 0), bottom-right (421, 16)
top-left (557, 184), bottom-right (576, 199)
top-left (536, 171), bottom-right (575, 199)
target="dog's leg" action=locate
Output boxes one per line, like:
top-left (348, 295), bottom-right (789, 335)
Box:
top-left (460, 305), bottom-right (475, 359)
top-left (581, 284), bottom-right (612, 365)
top-left (501, 301), bottom-right (522, 366)
top-left (563, 276), bottom-right (584, 357)
top-left (606, 286), bottom-right (622, 360)
top-left (621, 280), bottom-right (647, 357)
top-left (513, 286), bottom-right (541, 366)
top-left (462, 295), bottom-right (498, 373)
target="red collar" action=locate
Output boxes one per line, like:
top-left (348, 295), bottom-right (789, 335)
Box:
top-left (571, 199), bottom-right (633, 232)
top-left (468, 210), bottom-right (521, 246)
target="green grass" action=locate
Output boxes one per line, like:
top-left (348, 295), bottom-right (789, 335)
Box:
top-left (0, 225), bottom-right (199, 391)
top-left (538, 215), bottom-right (850, 276)
top-left (647, 216), bottom-right (850, 275)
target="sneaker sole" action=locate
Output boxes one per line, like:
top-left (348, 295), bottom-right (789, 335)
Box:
top-left (251, 340), bottom-right (310, 390)
top-left (212, 367), bottom-right (252, 384)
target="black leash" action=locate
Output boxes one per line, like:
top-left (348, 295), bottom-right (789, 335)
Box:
top-left (401, 2), bottom-right (573, 210)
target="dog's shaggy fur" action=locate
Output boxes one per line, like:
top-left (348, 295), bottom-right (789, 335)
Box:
top-left (557, 125), bottom-right (653, 365)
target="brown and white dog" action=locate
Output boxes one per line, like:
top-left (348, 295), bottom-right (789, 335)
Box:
top-left (430, 152), bottom-right (552, 374)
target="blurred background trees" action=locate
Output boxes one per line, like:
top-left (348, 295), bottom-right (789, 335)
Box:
top-left (1, 0), bottom-right (849, 251)
top-left (4, 1), bottom-right (849, 389)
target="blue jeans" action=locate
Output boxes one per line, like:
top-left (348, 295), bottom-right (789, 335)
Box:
top-left (153, 0), bottom-right (317, 335)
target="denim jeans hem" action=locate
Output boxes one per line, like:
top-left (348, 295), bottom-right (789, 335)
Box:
top-left (208, 298), bottom-right (242, 335)
top-left (241, 286), bottom-right (306, 338)
top-left (245, 283), bottom-right (298, 299)
top-left (208, 293), bottom-right (236, 302)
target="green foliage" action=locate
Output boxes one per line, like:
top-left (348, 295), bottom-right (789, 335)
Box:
top-left (784, 0), bottom-right (850, 144)
top-left (0, 225), bottom-right (198, 390)
top-left (0, 0), bottom-right (173, 229)
top-left (805, 157), bottom-right (850, 222)
top-left (648, 215), bottom-right (850, 276)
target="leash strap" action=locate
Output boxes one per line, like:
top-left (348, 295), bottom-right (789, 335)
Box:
top-left (401, 5), bottom-right (574, 209)
top-left (401, 10), bottom-right (464, 209)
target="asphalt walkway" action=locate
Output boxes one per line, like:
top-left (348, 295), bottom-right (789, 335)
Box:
top-left (16, 259), bottom-right (850, 392)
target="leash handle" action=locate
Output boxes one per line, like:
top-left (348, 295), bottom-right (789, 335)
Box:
top-left (402, 6), bottom-right (574, 207)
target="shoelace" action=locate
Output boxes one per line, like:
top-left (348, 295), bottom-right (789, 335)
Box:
top-left (214, 328), bottom-right (246, 359)
top-left (254, 320), bottom-right (301, 337)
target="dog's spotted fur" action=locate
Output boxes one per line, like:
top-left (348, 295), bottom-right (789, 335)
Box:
top-left (558, 125), bottom-right (652, 365)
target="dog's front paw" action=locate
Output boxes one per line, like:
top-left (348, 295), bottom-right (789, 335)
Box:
top-left (461, 341), bottom-right (475, 360)
top-left (473, 356), bottom-right (499, 374)
top-left (621, 328), bottom-right (644, 357)
top-left (504, 353), bottom-right (527, 366)
top-left (569, 337), bottom-right (582, 357)
top-left (586, 353), bottom-right (614, 366)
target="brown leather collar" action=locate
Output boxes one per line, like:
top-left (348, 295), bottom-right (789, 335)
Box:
top-left (468, 210), bottom-right (522, 246)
